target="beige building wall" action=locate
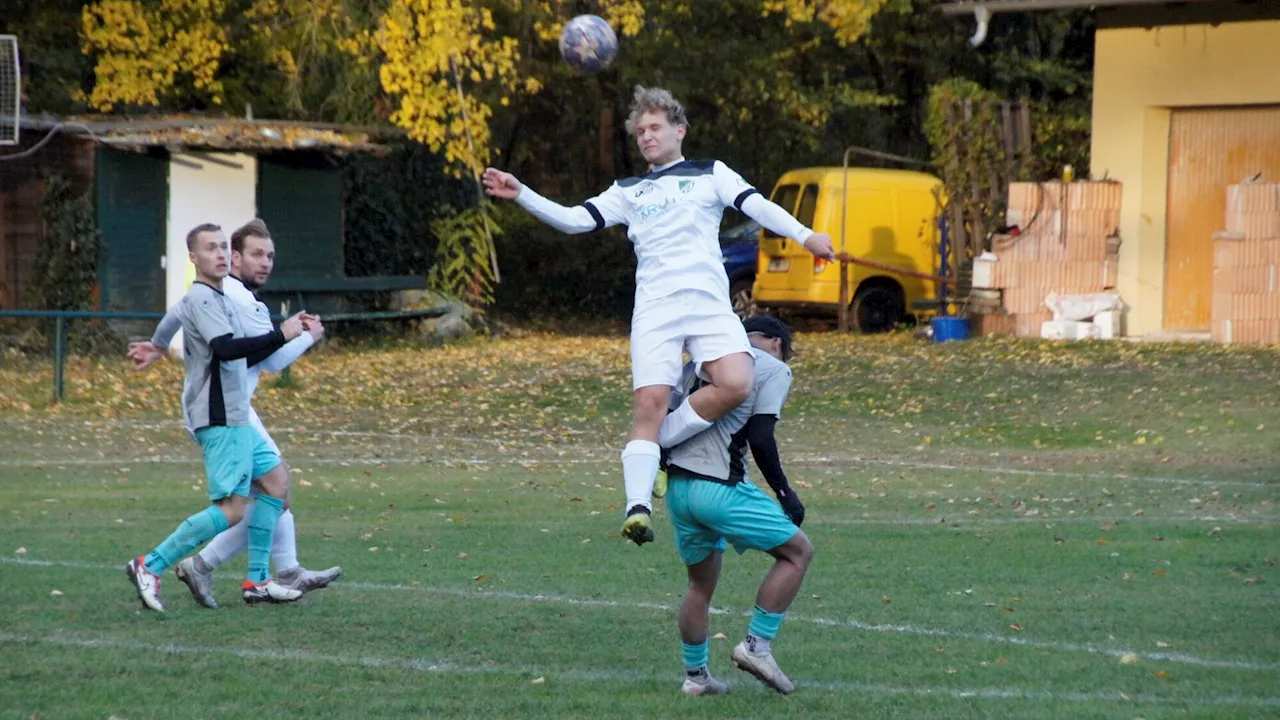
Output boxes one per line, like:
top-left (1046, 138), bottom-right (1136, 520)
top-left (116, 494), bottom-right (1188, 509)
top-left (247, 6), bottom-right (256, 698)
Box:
top-left (1091, 20), bottom-right (1280, 336)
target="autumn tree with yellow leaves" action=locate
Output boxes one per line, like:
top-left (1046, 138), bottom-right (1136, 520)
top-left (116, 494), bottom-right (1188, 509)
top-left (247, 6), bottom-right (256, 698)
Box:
top-left (47, 0), bottom-right (1095, 317)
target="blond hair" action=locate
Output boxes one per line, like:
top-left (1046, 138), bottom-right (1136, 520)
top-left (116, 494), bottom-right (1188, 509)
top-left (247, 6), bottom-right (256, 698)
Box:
top-left (624, 86), bottom-right (689, 136)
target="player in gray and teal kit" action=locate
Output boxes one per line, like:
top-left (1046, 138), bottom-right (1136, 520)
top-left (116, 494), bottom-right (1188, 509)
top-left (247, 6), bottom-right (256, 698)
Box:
top-left (124, 223), bottom-right (311, 611)
top-left (661, 315), bottom-right (812, 696)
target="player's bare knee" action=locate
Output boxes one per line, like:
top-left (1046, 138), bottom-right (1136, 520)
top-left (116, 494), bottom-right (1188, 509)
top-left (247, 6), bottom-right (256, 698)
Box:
top-left (793, 531), bottom-right (815, 570)
top-left (773, 531), bottom-right (813, 571)
top-left (722, 373), bottom-right (752, 405)
top-left (632, 386), bottom-right (670, 425)
top-left (256, 462), bottom-right (291, 499)
top-left (216, 497), bottom-right (245, 526)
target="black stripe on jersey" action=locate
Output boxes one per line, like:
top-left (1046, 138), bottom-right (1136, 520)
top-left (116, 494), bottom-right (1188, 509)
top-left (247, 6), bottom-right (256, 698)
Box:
top-left (208, 359), bottom-right (226, 427)
top-left (616, 159), bottom-right (717, 187)
top-left (727, 424), bottom-right (751, 484)
top-left (583, 201), bottom-right (606, 231)
top-left (733, 188), bottom-right (760, 211)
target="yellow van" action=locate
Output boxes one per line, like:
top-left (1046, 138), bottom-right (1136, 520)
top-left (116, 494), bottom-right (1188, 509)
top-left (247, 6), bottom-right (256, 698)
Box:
top-left (752, 167), bottom-right (945, 332)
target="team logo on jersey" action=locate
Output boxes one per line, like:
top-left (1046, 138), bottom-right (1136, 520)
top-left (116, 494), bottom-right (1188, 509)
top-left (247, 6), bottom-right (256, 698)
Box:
top-left (633, 181), bottom-right (657, 198)
top-left (679, 180), bottom-right (694, 194)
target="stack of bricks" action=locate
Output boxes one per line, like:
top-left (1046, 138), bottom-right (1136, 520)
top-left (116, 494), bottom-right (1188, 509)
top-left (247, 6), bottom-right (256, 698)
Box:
top-left (985, 181), bottom-right (1122, 337)
top-left (1211, 184), bottom-right (1280, 344)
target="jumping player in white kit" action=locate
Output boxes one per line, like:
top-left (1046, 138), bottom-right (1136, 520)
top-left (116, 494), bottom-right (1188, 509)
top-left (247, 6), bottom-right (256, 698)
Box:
top-left (482, 86), bottom-right (834, 545)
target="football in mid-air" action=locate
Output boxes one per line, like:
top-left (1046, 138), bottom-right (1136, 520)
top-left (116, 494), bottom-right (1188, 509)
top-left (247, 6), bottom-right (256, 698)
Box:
top-left (559, 15), bottom-right (618, 74)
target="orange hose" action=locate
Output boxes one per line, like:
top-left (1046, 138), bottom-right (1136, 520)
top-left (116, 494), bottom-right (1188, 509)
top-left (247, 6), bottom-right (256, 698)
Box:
top-left (834, 253), bottom-right (960, 287)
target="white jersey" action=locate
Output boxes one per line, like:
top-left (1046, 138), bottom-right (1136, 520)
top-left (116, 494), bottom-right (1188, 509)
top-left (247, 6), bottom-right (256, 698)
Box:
top-left (516, 158), bottom-right (813, 307)
top-left (223, 276), bottom-right (283, 396)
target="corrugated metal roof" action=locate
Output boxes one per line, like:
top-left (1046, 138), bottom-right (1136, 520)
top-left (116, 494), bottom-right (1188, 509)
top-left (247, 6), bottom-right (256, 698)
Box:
top-left (17, 115), bottom-right (396, 153)
top-left (938, 0), bottom-right (1217, 14)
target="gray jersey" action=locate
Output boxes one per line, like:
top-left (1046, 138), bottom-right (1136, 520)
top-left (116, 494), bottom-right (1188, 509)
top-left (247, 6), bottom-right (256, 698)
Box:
top-left (666, 347), bottom-right (793, 483)
top-left (176, 282), bottom-right (253, 430)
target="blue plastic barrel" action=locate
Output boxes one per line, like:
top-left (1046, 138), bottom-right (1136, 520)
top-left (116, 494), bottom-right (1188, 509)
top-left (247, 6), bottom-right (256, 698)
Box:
top-left (931, 316), bottom-right (970, 343)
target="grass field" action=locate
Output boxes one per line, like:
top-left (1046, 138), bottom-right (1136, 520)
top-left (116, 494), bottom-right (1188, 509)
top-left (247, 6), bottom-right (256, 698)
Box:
top-left (2, 332), bottom-right (1278, 719)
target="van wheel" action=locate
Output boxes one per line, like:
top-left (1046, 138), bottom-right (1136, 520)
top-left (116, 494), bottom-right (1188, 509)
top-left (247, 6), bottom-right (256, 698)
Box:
top-left (852, 285), bottom-right (903, 334)
top-left (731, 276), bottom-right (756, 320)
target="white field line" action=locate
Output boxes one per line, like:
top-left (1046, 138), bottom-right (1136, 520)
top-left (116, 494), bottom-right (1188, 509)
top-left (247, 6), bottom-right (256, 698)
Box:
top-left (4, 556), bottom-right (1277, 674)
top-left (820, 514), bottom-right (1273, 526)
top-left (3, 419), bottom-right (1277, 488)
top-left (1, 450), bottom-right (1275, 491)
top-left (0, 632), bottom-right (1277, 708)
top-left (0, 464), bottom-right (1267, 526)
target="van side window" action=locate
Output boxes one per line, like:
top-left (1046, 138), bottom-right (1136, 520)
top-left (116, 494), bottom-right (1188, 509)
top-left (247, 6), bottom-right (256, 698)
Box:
top-left (763, 184), bottom-right (800, 238)
top-left (796, 184), bottom-right (819, 228)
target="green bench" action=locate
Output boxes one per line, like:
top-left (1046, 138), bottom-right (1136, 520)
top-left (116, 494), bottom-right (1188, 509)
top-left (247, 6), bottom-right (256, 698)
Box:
top-left (259, 275), bottom-right (428, 314)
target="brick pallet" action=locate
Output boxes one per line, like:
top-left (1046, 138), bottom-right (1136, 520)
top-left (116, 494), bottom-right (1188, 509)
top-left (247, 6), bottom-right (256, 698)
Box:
top-left (981, 181), bottom-right (1122, 337)
top-left (1212, 183), bottom-right (1280, 344)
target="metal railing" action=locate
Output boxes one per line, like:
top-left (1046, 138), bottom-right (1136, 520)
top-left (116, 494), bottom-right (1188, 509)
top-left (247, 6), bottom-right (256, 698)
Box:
top-left (0, 306), bottom-right (451, 401)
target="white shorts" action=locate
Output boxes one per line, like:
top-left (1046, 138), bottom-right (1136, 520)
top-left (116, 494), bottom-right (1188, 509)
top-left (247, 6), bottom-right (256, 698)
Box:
top-left (631, 289), bottom-right (751, 390)
top-left (246, 406), bottom-right (282, 498)
top-left (248, 406), bottom-right (280, 456)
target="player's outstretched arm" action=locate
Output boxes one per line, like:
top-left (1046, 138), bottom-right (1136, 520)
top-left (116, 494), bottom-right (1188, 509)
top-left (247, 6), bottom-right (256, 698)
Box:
top-left (483, 167), bottom-right (625, 235)
top-left (711, 161), bottom-right (834, 260)
top-left (740, 194), bottom-right (834, 261)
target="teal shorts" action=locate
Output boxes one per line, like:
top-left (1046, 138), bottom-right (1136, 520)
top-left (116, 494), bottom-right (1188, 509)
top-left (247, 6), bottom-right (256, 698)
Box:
top-left (665, 476), bottom-right (800, 566)
top-left (195, 425), bottom-right (282, 501)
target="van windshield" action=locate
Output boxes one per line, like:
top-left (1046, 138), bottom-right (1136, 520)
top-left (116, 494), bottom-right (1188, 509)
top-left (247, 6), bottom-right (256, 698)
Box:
top-left (763, 184), bottom-right (800, 239)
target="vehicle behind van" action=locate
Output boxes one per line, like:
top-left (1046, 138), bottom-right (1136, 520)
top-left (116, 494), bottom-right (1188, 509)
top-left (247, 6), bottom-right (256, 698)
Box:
top-left (752, 167), bottom-right (944, 332)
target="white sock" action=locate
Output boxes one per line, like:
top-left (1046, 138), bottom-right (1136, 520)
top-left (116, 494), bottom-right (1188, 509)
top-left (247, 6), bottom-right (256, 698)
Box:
top-left (271, 509), bottom-right (299, 574)
top-left (621, 439), bottom-right (661, 511)
top-left (658, 399), bottom-right (713, 448)
top-left (199, 508), bottom-right (249, 569)
top-left (747, 634), bottom-right (772, 654)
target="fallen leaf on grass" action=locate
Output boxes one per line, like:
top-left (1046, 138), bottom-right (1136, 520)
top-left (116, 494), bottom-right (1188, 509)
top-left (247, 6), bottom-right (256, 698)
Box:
top-left (1152, 568), bottom-right (1168, 577)
top-left (880, 596), bottom-right (892, 604)
top-left (15, 547), bottom-right (25, 555)
top-left (1096, 538), bottom-right (1111, 546)
top-left (711, 633), bottom-right (727, 640)
top-left (531, 677), bottom-right (545, 685)
top-left (50, 590), bottom-right (63, 597)
top-left (1156, 641), bottom-right (1171, 648)
top-left (1153, 670), bottom-right (1170, 679)
top-left (1243, 575), bottom-right (1262, 585)
top-left (1008, 624), bottom-right (1023, 632)
top-left (457, 552), bottom-right (469, 558)
top-left (1120, 653), bottom-right (1139, 665)
top-left (473, 574), bottom-right (487, 582)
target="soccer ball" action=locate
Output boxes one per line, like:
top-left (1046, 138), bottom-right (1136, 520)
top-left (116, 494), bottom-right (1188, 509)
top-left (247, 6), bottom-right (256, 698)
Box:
top-left (559, 15), bottom-right (618, 74)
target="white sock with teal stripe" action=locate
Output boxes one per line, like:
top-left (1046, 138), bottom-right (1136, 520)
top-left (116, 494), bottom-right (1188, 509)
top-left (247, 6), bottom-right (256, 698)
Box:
top-left (747, 605), bottom-right (786, 654)
top-left (682, 639), bottom-right (710, 677)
